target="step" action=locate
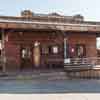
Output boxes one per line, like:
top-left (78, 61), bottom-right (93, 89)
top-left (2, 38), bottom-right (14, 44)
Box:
top-left (0, 71), bottom-right (68, 80)
top-left (64, 64), bottom-right (93, 72)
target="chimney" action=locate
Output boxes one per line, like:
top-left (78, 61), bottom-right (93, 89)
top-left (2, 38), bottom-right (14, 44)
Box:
top-left (21, 10), bottom-right (34, 18)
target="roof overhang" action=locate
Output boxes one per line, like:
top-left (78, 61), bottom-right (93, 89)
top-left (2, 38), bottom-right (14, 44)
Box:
top-left (0, 20), bottom-right (100, 33)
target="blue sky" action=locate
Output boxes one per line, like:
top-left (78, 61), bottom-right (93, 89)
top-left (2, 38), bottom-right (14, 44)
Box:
top-left (0, 0), bottom-right (100, 47)
top-left (0, 0), bottom-right (100, 21)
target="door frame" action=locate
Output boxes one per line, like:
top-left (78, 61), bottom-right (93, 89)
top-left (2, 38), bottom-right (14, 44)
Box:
top-left (20, 44), bottom-right (33, 71)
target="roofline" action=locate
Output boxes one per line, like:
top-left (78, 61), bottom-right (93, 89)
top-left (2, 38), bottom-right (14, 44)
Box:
top-left (0, 18), bottom-right (100, 27)
top-left (0, 15), bottom-right (99, 26)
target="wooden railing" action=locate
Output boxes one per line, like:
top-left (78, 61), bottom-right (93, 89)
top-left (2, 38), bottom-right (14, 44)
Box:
top-left (64, 57), bottom-right (100, 65)
top-left (64, 57), bottom-right (100, 72)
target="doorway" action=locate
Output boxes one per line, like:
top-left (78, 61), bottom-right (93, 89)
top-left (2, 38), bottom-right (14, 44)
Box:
top-left (20, 46), bottom-right (33, 71)
top-left (20, 42), bottom-right (41, 71)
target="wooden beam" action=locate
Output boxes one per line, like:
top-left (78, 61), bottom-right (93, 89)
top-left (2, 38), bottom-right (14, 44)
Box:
top-left (0, 22), bottom-right (100, 33)
top-left (1, 29), bottom-right (6, 73)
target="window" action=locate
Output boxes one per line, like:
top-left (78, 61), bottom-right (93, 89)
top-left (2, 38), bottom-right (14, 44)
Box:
top-left (52, 46), bottom-right (59, 54)
top-left (21, 47), bottom-right (31, 59)
top-left (41, 45), bottom-right (59, 55)
top-left (76, 44), bottom-right (86, 57)
top-left (69, 44), bottom-right (86, 58)
top-left (41, 46), bottom-right (49, 54)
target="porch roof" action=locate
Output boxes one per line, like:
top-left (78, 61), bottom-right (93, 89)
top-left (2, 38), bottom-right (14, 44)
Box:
top-left (0, 15), bottom-right (100, 33)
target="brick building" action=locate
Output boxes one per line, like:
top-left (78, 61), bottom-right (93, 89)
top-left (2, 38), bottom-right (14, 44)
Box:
top-left (0, 10), bottom-right (100, 72)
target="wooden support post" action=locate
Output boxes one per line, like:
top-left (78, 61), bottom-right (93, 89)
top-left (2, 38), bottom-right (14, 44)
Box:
top-left (1, 29), bottom-right (6, 73)
top-left (64, 38), bottom-right (69, 64)
top-left (64, 38), bottom-right (67, 59)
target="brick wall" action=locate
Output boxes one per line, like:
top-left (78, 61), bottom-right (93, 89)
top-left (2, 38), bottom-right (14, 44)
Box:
top-left (4, 31), bottom-right (63, 71)
top-left (68, 33), bottom-right (97, 57)
top-left (4, 31), bottom-right (97, 71)
top-left (5, 33), bottom-right (20, 71)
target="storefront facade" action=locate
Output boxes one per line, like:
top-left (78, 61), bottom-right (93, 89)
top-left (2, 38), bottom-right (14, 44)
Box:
top-left (0, 10), bottom-right (99, 72)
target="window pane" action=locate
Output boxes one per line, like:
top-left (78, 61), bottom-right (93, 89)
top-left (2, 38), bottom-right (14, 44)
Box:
top-left (76, 44), bottom-right (86, 57)
top-left (52, 46), bottom-right (58, 54)
top-left (21, 47), bottom-right (31, 59)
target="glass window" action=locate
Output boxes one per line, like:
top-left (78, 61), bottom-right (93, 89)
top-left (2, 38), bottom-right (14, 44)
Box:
top-left (76, 44), bottom-right (86, 57)
top-left (52, 46), bottom-right (58, 54)
top-left (21, 47), bottom-right (31, 59)
top-left (69, 44), bottom-right (76, 57)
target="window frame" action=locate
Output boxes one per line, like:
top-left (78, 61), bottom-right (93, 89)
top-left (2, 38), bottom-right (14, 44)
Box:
top-left (76, 44), bottom-right (86, 57)
top-left (50, 44), bottom-right (60, 55)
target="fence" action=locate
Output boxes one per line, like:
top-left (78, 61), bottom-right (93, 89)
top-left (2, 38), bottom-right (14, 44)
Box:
top-left (64, 57), bottom-right (100, 65)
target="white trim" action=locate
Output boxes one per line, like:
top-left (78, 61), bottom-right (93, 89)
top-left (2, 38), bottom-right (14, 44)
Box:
top-left (64, 38), bottom-right (67, 59)
top-left (0, 19), bottom-right (100, 27)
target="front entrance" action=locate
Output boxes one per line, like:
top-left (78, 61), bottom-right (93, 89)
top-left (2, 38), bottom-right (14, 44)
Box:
top-left (20, 46), bottom-right (33, 71)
